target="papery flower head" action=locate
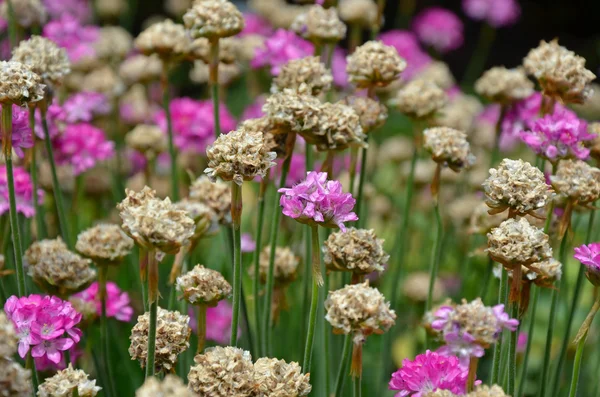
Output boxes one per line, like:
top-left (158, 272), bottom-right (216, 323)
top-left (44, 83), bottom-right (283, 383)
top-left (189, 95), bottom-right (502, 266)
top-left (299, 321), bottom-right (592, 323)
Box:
top-left (75, 223), bottom-right (134, 265)
top-left (378, 30), bottom-right (432, 80)
top-left (388, 350), bottom-right (468, 397)
top-left (3, 104), bottom-right (33, 157)
top-left (38, 364), bottom-right (101, 397)
top-left (423, 127), bottom-right (475, 172)
top-left (574, 243), bottom-right (600, 286)
top-left (62, 91), bottom-right (110, 123)
top-left (278, 171), bottom-right (358, 231)
top-left (11, 35), bottom-right (71, 87)
top-left (412, 7), bottom-right (463, 53)
top-left (136, 375), bottom-right (193, 397)
top-left (487, 217), bottom-right (552, 268)
top-left (254, 357), bottom-right (311, 397)
top-left (134, 19), bottom-right (190, 60)
top-left (251, 29), bottom-right (313, 76)
top-left (550, 159), bottom-right (600, 206)
top-left (290, 4), bottom-right (346, 44)
top-left (0, 165), bottom-right (43, 218)
top-left (183, 0), bottom-right (244, 40)
top-left (338, 0), bottom-right (378, 28)
top-left (53, 123), bottom-right (115, 176)
top-left (43, 14), bottom-right (99, 62)
top-left (393, 79), bottom-right (447, 120)
top-left (462, 0), bottom-right (520, 27)
top-left (323, 227), bottom-right (388, 275)
top-left (73, 282), bottom-right (134, 322)
top-left (0, 0), bottom-right (46, 28)
top-left (346, 40), bottom-right (406, 88)
top-left (475, 66), bottom-right (534, 104)
top-left (0, 61), bottom-right (45, 105)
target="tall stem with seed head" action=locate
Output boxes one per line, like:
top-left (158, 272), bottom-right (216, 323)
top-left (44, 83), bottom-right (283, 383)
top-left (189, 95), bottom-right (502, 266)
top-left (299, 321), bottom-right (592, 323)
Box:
top-left (145, 249), bottom-right (158, 378)
top-left (28, 108), bottom-right (45, 239)
top-left (230, 182), bottom-right (243, 345)
top-left (209, 39), bottom-right (221, 138)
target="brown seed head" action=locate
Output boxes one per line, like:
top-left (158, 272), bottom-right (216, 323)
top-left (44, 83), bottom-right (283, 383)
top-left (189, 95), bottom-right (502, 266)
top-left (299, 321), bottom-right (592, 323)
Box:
top-left (0, 359), bottom-right (31, 396)
top-left (346, 41), bottom-right (406, 88)
top-left (254, 357), bottom-right (311, 397)
top-left (263, 88), bottom-right (323, 133)
top-left (305, 101), bottom-right (366, 152)
top-left (258, 246), bottom-right (299, 285)
top-left (75, 224), bottom-right (134, 265)
top-left (183, 0), bottom-right (244, 40)
top-left (423, 127), bottom-right (475, 172)
top-left (38, 364), bottom-right (101, 397)
top-left (189, 176), bottom-right (231, 224)
top-left (415, 61), bottom-right (455, 90)
top-left (341, 96), bottom-right (388, 133)
top-left (323, 227), bottom-right (388, 275)
top-left (119, 54), bottom-right (163, 86)
top-left (95, 26), bottom-right (133, 63)
top-left (487, 217), bottom-right (553, 267)
top-left (442, 298), bottom-right (502, 346)
top-left (272, 56), bottom-right (333, 96)
top-left (11, 36), bottom-right (70, 87)
top-left (173, 200), bottom-right (219, 241)
top-left (176, 264), bottom-right (232, 305)
top-left (0, 0), bottom-right (46, 28)
top-left (0, 61), bottom-right (44, 105)
top-left (125, 124), bottom-right (168, 159)
top-left (291, 5), bottom-right (346, 44)
top-left (475, 66), bottom-right (534, 103)
top-left (550, 159), bottom-right (600, 206)
top-left (134, 19), bottom-right (190, 60)
top-left (136, 375), bottom-right (194, 397)
top-left (393, 79), bottom-right (447, 119)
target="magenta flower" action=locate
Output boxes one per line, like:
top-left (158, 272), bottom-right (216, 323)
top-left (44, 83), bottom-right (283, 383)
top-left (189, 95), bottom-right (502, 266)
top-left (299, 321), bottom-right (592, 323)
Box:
top-left (389, 350), bottom-right (468, 397)
top-left (520, 109), bottom-right (594, 162)
top-left (574, 243), bottom-right (600, 286)
top-left (35, 102), bottom-right (65, 140)
top-left (53, 123), bottom-right (115, 175)
top-left (240, 12), bottom-right (272, 37)
top-left (517, 332), bottom-right (528, 353)
top-left (190, 300), bottom-right (239, 344)
top-left (493, 304), bottom-right (519, 331)
top-left (4, 294), bottom-right (82, 364)
top-left (412, 7), bottom-right (464, 53)
top-left (241, 96), bottom-right (266, 121)
top-left (251, 29), bottom-right (314, 76)
top-left (0, 165), bottom-right (44, 218)
top-left (378, 30), bottom-right (432, 80)
top-left (462, 0), bottom-right (520, 27)
top-left (331, 47), bottom-right (349, 88)
top-left (43, 14), bottom-right (99, 62)
top-left (73, 282), bottom-right (134, 322)
top-left (241, 233), bottom-right (256, 253)
top-left (278, 171), bottom-right (358, 231)
top-left (62, 92), bottom-right (110, 123)
top-left (437, 332), bottom-right (485, 366)
top-left (42, 0), bottom-right (92, 23)
top-left (3, 105), bottom-right (34, 158)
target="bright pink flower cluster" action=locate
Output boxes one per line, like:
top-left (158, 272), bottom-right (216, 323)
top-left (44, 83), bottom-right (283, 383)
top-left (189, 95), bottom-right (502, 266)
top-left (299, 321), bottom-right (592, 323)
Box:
top-left (53, 123), bottom-right (115, 175)
top-left (43, 14), bottom-right (99, 62)
top-left (42, 0), bottom-right (92, 23)
top-left (462, 0), bottom-right (520, 27)
top-left (389, 350), bottom-right (468, 397)
top-left (4, 294), bottom-right (82, 364)
top-left (251, 29), bottom-right (314, 76)
top-left (62, 92), bottom-right (110, 123)
top-left (154, 97), bottom-right (236, 154)
top-left (412, 7), bottom-right (464, 53)
top-left (190, 300), bottom-right (239, 344)
top-left (0, 165), bottom-right (44, 218)
top-left (73, 282), bottom-right (134, 322)
top-left (574, 243), bottom-right (600, 286)
top-left (520, 109), bottom-right (594, 162)
top-left (5, 105), bottom-right (34, 158)
top-left (279, 171), bottom-right (358, 231)
top-left (240, 12), bottom-right (272, 36)
top-left (378, 30), bottom-right (432, 80)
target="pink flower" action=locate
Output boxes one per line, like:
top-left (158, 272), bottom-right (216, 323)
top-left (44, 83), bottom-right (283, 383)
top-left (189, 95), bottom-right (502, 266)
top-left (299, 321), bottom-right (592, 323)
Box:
top-left (517, 332), bottom-right (528, 353)
top-left (31, 338), bottom-right (74, 364)
top-left (73, 282), bottom-right (134, 322)
top-left (241, 233), bottom-right (256, 253)
top-left (574, 243), bottom-right (600, 286)
top-left (413, 7), bottom-right (464, 53)
top-left (62, 92), bottom-right (110, 123)
top-left (462, 0), bottom-right (520, 27)
top-left (251, 29), bottom-right (314, 76)
top-left (241, 96), bottom-right (266, 121)
top-left (389, 350), bottom-right (468, 397)
top-left (493, 304), bottom-right (519, 331)
top-left (278, 171), bottom-right (358, 231)
top-left (331, 48), bottom-right (349, 88)
top-left (53, 123), bottom-right (115, 175)
top-left (42, 0), bottom-right (92, 23)
top-left (437, 332), bottom-right (485, 366)
top-left (0, 165), bottom-right (44, 218)
top-left (43, 14), bottom-right (99, 62)
top-left (189, 300), bottom-right (239, 344)
top-left (3, 105), bottom-right (34, 158)
top-left (378, 30), bottom-right (432, 80)
top-left (34, 102), bottom-right (65, 139)
top-left (520, 109), bottom-right (594, 162)
top-left (240, 13), bottom-right (272, 37)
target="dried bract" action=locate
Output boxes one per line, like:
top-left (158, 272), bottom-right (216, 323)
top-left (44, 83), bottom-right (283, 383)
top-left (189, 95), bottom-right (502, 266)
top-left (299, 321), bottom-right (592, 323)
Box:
top-left (346, 41), bottom-right (406, 88)
top-left (254, 357), bottom-right (311, 397)
top-left (176, 265), bottom-right (232, 306)
top-left (76, 224), bottom-right (134, 265)
top-left (38, 364), bottom-right (101, 397)
top-left (323, 227), bottom-right (388, 275)
top-left (423, 127), bottom-right (475, 172)
top-left (183, 0), bottom-right (244, 40)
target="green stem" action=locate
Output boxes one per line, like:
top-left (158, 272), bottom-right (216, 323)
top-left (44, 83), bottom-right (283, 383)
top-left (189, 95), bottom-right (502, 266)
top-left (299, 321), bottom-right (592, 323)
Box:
top-left (425, 197), bottom-right (443, 324)
top-left (349, 147), bottom-right (359, 197)
top-left (354, 372), bottom-right (362, 397)
top-left (301, 143), bottom-right (314, 357)
top-left (462, 23), bottom-right (496, 85)
top-left (197, 304), bottom-right (207, 354)
top-left (568, 294), bottom-right (600, 397)
top-left (490, 105), bottom-right (506, 167)
top-left (2, 105), bottom-right (25, 296)
top-left (99, 265), bottom-right (116, 397)
top-left (28, 109), bottom-right (45, 239)
top-left (26, 353), bottom-right (39, 394)
top-left (517, 286), bottom-right (540, 397)
top-left (230, 182), bottom-right (243, 345)
top-left (40, 104), bottom-right (71, 247)
top-left (252, 178), bottom-right (268, 355)
top-left (355, 140), bottom-right (369, 229)
top-left (491, 268), bottom-right (508, 384)
top-left (161, 66), bottom-right (179, 201)
top-left (145, 249), bottom-right (158, 378)
top-left (303, 225), bottom-right (321, 373)
top-left (507, 301), bottom-right (519, 395)
top-left (6, 0), bottom-right (16, 48)
top-left (210, 39), bottom-right (221, 138)
top-left (323, 274), bottom-right (331, 397)
top-left (335, 334), bottom-right (352, 397)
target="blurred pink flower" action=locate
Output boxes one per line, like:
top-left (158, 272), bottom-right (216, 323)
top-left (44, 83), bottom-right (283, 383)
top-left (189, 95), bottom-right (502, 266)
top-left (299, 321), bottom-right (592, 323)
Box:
top-left (517, 332), bottom-right (528, 353)
top-left (251, 29), bottom-right (314, 76)
top-left (437, 332), bottom-right (485, 366)
top-left (43, 14), bottom-right (99, 62)
top-left (34, 102), bottom-right (65, 139)
top-left (42, 0), bottom-right (92, 23)
top-left (240, 13), bottom-right (272, 36)
top-left (0, 165), bottom-right (43, 218)
top-left (73, 282), bottom-right (134, 322)
top-left (2, 105), bottom-right (34, 157)
top-left (331, 48), bottom-right (349, 88)
top-left (190, 300), bottom-right (239, 344)
top-left (413, 7), bottom-right (464, 53)
top-left (53, 123), bottom-right (115, 175)
top-left (462, 0), bottom-right (520, 27)
top-left (241, 233), bottom-right (256, 253)
top-left (241, 96), bottom-right (266, 121)
top-left (574, 243), bottom-right (600, 286)
top-left (62, 92), bottom-right (110, 123)
top-left (378, 30), bottom-right (432, 80)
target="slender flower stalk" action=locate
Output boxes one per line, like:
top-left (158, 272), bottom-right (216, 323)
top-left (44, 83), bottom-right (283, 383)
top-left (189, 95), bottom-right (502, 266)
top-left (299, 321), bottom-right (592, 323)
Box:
top-left (252, 176), bottom-right (269, 354)
top-left (335, 334), bottom-right (353, 397)
top-left (462, 23), bottom-right (496, 84)
top-left (196, 304), bottom-right (207, 353)
top-left (230, 182), bottom-right (242, 345)
top-left (209, 40), bottom-right (220, 138)
top-left (28, 109), bottom-right (45, 239)
top-left (491, 268), bottom-right (508, 384)
top-left (506, 300), bottom-right (519, 395)
top-left (145, 249), bottom-right (158, 378)
top-left (98, 264), bottom-right (117, 397)
top-left (517, 286), bottom-right (539, 397)
top-left (161, 65), bottom-right (179, 201)
top-left (303, 224), bottom-right (321, 373)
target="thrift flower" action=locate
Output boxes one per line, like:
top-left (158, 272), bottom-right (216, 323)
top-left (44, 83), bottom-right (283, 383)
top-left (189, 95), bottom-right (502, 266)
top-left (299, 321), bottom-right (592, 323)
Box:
top-left (73, 282), bottom-right (134, 322)
top-left (241, 234), bottom-right (256, 253)
top-left (574, 243), bottom-right (600, 286)
top-left (43, 14), bottom-right (99, 62)
top-left (413, 7), bottom-right (464, 53)
top-left (53, 123), bottom-right (115, 175)
top-left (34, 101), bottom-right (65, 139)
top-left (62, 91), bottom-right (110, 123)
top-left (462, 0), bottom-right (520, 27)
top-left (0, 165), bottom-right (43, 218)
top-left (4, 105), bottom-right (33, 157)
top-left (251, 29), bottom-right (313, 76)
top-left (278, 171), bottom-right (358, 231)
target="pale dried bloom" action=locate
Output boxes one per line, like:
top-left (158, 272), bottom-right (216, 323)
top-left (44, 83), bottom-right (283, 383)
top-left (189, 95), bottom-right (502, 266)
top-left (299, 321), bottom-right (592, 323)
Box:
top-left (347, 41), bottom-right (406, 88)
top-left (468, 202), bottom-right (505, 235)
top-left (440, 298), bottom-right (503, 346)
top-left (307, 102), bottom-right (366, 152)
top-left (338, 0), bottom-right (378, 27)
top-left (291, 5), bottom-right (346, 44)
top-left (239, 117), bottom-right (287, 156)
top-left (188, 346), bottom-right (254, 397)
top-left (176, 265), bottom-right (231, 305)
top-left (524, 39), bottom-right (596, 104)
top-left (0, 61), bottom-right (44, 105)
top-left (487, 217), bottom-right (552, 267)
top-left (136, 375), bottom-right (194, 397)
top-left (0, 359), bottom-right (31, 396)
top-left (434, 94), bottom-right (483, 132)
top-left (11, 36), bottom-right (70, 87)
top-left (393, 79), bottom-right (447, 119)
top-left (254, 357), bottom-right (311, 397)
top-left (475, 66), bottom-right (534, 103)
top-left (258, 246), bottom-right (299, 285)
top-left (467, 385), bottom-right (510, 397)
top-left (76, 224), bottom-right (134, 265)
top-left (341, 96), bottom-right (388, 133)
top-left (0, 312), bottom-right (17, 359)
top-left (262, 88), bottom-right (322, 133)
top-left (190, 61), bottom-right (240, 85)
top-left (126, 124), bottom-right (168, 159)
top-left (25, 238), bottom-right (96, 296)
top-left (119, 54), bottom-right (163, 86)
top-left (325, 281), bottom-right (396, 336)
top-left (95, 26), bottom-right (133, 63)
top-left (96, 0), bottom-right (127, 19)
top-left (129, 307), bottom-right (191, 373)
top-left (0, 0), bottom-right (46, 28)
top-left (204, 127), bottom-right (277, 185)
top-left (134, 19), bottom-right (190, 60)
top-left (377, 136), bottom-right (413, 164)
top-left (173, 200), bottom-right (219, 240)
top-left (38, 364), bottom-right (101, 397)
top-left (272, 56), bottom-right (333, 96)
top-left (323, 227), bottom-right (388, 275)
top-left (423, 127), bottom-right (475, 172)
top-left (238, 34), bottom-right (266, 63)
top-left (415, 61), bottom-right (455, 90)
top-left (549, 159), bottom-right (600, 206)
top-left (189, 176), bottom-right (231, 224)
top-left (403, 272), bottom-right (445, 302)
top-left (424, 391), bottom-right (458, 397)
top-left (81, 65), bottom-right (125, 98)
top-left (117, 186), bottom-right (196, 254)
top-left (483, 158), bottom-right (553, 216)
top-left (188, 37), bottom-right (240, 64)
top-left (183, 0), bottom-right (244, 40)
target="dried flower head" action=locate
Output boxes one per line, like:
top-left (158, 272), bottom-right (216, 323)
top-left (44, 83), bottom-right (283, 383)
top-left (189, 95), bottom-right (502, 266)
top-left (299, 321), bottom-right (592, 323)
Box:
top-left (188, 346), bottom-right (254, 397)
top-left (126, 124), bottom-right (168, 159)
top-left (468, 202), bottom-right (505, 235)
top-left (254, 357), bottom-right (311, 397)
top-left (523, 39), bottom-right (596, 104)
top-left (512, 257), bottom-right (562, 288)
top-left (272, 56), bottom-right (333, 96)
top-left (338, 0), bottom-right (378, 27)
top-left (423, 127), bottom-right (475, 172)
top-left (0, 0), bottom-right (46, 28)
top-left (80, 66), bottom-right (125, 98)
top-left (134, 19), bottom-right (190, 60)
top-left (475, 66), bottom-right (534, 103)
top-left (75, 224), bottom-right (134, 265)
top-left (136, 375), bottom-right (194, 397)
top-left (38, 364), bottom-right (101, 397)
top-left (0, 61), bottom-right (45, 105)
top-left (25, 238), bottom-right (96, 296)
top-left (323, 227), bottom-right (388, 275)
top-left (188, 37), bottom-right (240, 64)
top-left (325, 281), bottom-right (396, 337)
top-left (0, 359), bottom-right (31, 396)
top-left (189, 176), bottom-right (231, 224)
top-left (483, 158), bottom-right (552, 216)
top-left (262, 89), bottom-right (322, 134)
top-left (176, 265), bottom-right (231, 306)
top-left (341, 96), bottom-right (388, 133)
top-left (305, 101), bottom-right (366, 152)
top-left (0, 311), bottom-right (18, 359)
top-left (95, 26), bottom-right (133, 63)
top-left (173, 200), bottom-right (219, 240)
top-left (117, 186), bottom-right (196, 254)
top-left (258, 246), bottom-right (299, 285)
top-left (347, 41), bottom-right (406, 88)
top-left (415, 61), bottom-right (456, 90)
top-left (403, 272), bottom-right (445, 302)
top-left (204, 127), bottom-right (277, 185)
top-left (291, 5), bottom-right (346, 44)
top-left (393, 79), bottom-right (447, 119)
top-left (550, 159), bottom-right (600, 206)
top-left (11, 36), bottom-right (70, 87)
top-left (487, 217), bottom-right (552, 267)
top-left (434, 93), bottom-right (482, 132)
top-left (190, 60), bottom-right (240, 85)
top-left (183, 0), bottom-right (244, 40)
top-left (467, 385), bottom-right (510, 397)
top-left (119, 54), bottom-right (163, 86)
top-left (129, 307), bottom-right (191, 373)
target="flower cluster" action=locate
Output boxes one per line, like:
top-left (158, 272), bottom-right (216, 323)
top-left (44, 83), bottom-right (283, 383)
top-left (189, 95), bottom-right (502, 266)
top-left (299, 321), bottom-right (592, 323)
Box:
top-left (462, 0), bottom-right (520, 27)
top-left (412, 7), bottom-right (464, 53)
top-left (251, 29), bottom-right (314, 76)
top-left (0, 165), bottom-right (44, 218)
top-left (378, 30), bottom-right (432, 80)
top-left (43, 14), bottom-right (100, 62)
top-left (4, 105), bottom-right (33, 157)
top-left (73, 282), bottom-right (134, 322)
top-left (574, 243), bottom-right (600, 286)
top-left (53, 123), bottom-right (115, 175)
